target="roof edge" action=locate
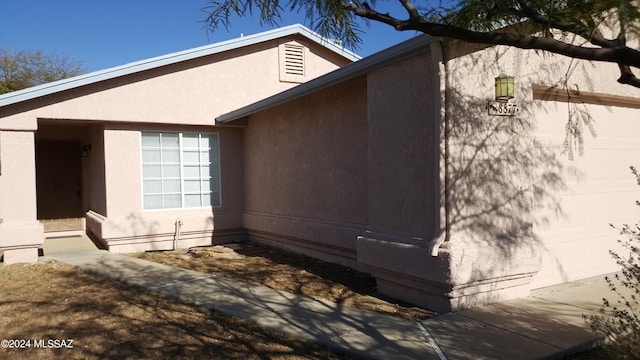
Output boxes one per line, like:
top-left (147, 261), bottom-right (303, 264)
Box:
top-left (0, 24), bottom-right (360, 108)
top-left (216, 34), bottom-right (438, 123)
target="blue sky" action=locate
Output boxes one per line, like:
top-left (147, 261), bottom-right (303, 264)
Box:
top-left (0, 0), bottom-right (420, 72)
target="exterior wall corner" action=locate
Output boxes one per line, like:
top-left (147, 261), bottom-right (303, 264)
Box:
top-left (357, 232), bottom-right (542, 312)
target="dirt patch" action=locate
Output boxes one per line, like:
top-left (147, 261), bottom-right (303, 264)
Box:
top-left (132, 242), bottom-right (435, 321)
top-left (0, 262), bottom-right (353, 359)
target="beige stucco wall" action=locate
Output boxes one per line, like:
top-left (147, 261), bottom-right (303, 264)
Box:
top-left (358, 43), bottom-right (542, 312)
top-left (241, 42), bottom-right (541, 311)
top-left (0, 130), bottom-right (43, 263)
top-left (242, 49), bottom-right (441, 253)
top-left (366, 50), bottom-right (441, 238)
top-left (241, 38), bottom-right (640, 311)
top-left (243, 76), bottom-right (369, 264)
top-left (442, 42), bottom-right (640, 292)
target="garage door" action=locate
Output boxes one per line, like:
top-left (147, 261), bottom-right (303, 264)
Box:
top-left (531, 97), bottom-right (640, 288)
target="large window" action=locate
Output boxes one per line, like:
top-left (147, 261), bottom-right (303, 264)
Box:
top-left (141, 132), bottom-right (220, 210)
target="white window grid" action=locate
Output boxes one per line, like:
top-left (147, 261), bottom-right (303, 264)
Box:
top-left (141, 132), bottom-right (221, 210)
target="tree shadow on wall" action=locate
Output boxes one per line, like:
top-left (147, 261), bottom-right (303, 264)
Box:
top-left (441, 87), bottom-right (571, 256)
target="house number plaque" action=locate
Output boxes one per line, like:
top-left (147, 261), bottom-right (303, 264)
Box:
top-left (487, 101), bottom-right (519, 116)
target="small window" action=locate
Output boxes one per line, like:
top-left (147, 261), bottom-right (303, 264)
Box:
top-left (141, 132), bottom-right (221, 210)
top-left (279, 40), bottom-right (307, 83)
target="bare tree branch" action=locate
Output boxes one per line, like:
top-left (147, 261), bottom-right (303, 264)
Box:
top-left (618, 64), bottom-right (640, 87)
top-left (203, 0), bottom-right (640, 89)
top-left (398, 0), bottom-right (420, 20)
top-left (495, 1), bottom-right (617, 48)
top-left (343, 2), bottom-right (640, 88)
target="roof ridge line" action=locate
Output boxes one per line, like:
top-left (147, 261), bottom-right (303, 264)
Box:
top-left (0, 24), bottom-right (360, 108)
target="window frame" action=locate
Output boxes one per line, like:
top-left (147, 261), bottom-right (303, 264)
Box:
top-left (140, 131), bottom-right (222, 211)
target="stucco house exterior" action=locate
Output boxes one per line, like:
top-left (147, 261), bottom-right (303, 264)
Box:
top-left (2, 24), bottom-right (640, 312)
top-left (0, 24), bottom-right (358, 259)
top-left (215, 33), bottom-right (640, 312)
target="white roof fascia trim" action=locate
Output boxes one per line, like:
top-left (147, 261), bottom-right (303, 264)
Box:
top-left (0, 24), bottom-right (360, 108)
top-left (216, 34), bottom-right (437, 124)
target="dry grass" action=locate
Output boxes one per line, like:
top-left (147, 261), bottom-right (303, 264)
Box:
top-left (132, 242), bottom-right (434, 321)
top-left (566, 341), bottom-right (640, 360)
top-left (132, 242), bottom-right (640, 359)
top-left (0, 261), bottom-right (353, 360)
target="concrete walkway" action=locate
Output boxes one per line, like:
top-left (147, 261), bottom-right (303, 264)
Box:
top-left (40, 235), bottom-right (615, 360)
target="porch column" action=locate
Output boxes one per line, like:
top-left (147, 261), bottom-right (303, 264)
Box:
top-left (0, 130), bottom-right (44, 264)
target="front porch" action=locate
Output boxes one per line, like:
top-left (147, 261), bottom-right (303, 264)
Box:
top-left (41, 233), bottom-right (104, 256)
top-left (0, 119), bottom-right (106, 264)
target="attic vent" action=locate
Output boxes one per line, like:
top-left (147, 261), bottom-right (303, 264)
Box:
top-left (284, 43), bottom-right (305, 76)
top-left (279, 41), bottom-right (307, 83)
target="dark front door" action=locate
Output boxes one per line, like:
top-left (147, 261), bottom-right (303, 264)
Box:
top-left (36, 140), bottom-right (84, 232)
